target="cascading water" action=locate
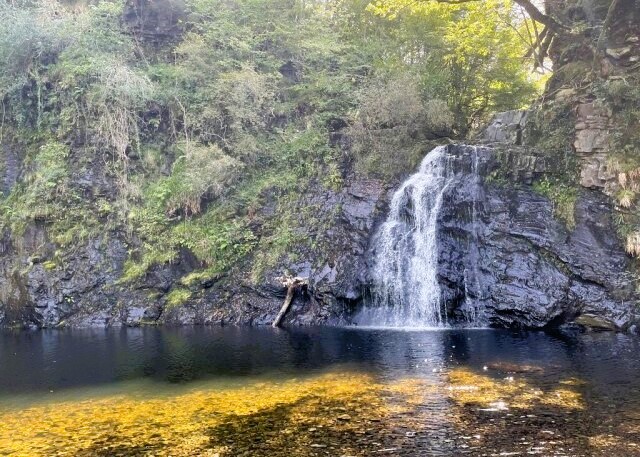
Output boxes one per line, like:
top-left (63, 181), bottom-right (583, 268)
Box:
top-left (355, 146), bottom-right (454, 328)
top-left (461, 146), bottom-right (485, 325)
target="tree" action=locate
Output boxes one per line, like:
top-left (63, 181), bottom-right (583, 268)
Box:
top-left (361, 0), bottom-right (541, 131)
top-left (367, 0), bottom-right (567, 70)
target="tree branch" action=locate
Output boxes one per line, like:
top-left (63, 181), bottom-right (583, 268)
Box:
top-left (511, 0), bottom-right (567, 32)
top-left (432, 0), bottom-right (567, 33)
top-left (596, 0), bottom-right (620, 52)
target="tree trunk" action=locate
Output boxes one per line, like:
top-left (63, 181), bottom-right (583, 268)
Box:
top-left (272, 277), bottom-right (308, 328)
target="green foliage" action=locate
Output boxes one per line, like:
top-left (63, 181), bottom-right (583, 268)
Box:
top-left (0, 2), bottom-right (67, 109)
top-left (355, 0), bottom-right (540, 133)
top-left (595, 77), bottom-right (640, 173)
top-left (0, 141), bottom-right (69, 232)
top-left (525, 100), bottom-right (579, 184)
top-left (28, 141), bottom-right (70, 201)
top-left (349, 73), bottom-right (452, 177)
top-left (160, 144), bottom-right (244, 216)
top-left (250, 209), bottom-right (308, 282)
top-left (533, 177), bottom-right (578, 230)
top-left (42, 260), bottom-right (57, 271)
top-left (0, 0), bottom-right (544, 287)
top-left (165, 288), bottom-right (192, 309)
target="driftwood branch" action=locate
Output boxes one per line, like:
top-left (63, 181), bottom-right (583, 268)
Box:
top-left (272, 276), bottom-right (308, 328)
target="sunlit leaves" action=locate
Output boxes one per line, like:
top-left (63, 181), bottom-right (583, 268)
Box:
top-left (354, 0), bottom-right (541, 130)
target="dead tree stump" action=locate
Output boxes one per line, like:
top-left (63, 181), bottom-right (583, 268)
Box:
top-left (272, 276), bottom-right (308, 328)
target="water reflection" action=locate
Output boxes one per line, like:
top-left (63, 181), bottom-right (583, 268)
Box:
top-left (1, 327), bottom-right (639, 395)
top-left (1, 327), bottom-right (640, 456)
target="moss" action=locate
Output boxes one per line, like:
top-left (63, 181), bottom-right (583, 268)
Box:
top-left (165, 288), bottom-right (192, 309)
top-left (120, 259), bottom-right (151, 283)
top-left (42, 260), bottom-right (57, 271)
top-left (146, 291), bottom-right (162, 300)
top-left (179, 268), bottom-right (220, 287)
top-left (525, 103), bottom-right (576, 169)
top-left (595, 77), bottom-right (640, 173)
top-left (533, 177), bottom-right (579, 230)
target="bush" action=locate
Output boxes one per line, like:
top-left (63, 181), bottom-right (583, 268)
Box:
top-left (349, 73), bottom-right (453, 177)
top-left (162, 144), bottom-right (244, 216)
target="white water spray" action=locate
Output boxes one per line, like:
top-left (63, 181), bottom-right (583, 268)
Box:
top-left (462, 146), bottom-right (484, 324)
top-left (355, 146), bottom-right (454, 327)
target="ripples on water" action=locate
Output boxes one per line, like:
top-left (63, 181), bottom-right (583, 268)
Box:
top-left (0, 327), bottom-right (639, 456)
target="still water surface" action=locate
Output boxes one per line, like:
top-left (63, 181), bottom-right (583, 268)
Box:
top-left (1, 327), bottom-right (639, 456)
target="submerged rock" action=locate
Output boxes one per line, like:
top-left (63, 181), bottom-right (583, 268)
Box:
top-left (574, 313), bottom-right (618, 331)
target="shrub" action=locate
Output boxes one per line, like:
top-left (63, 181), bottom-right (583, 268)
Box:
top-left (349, 73), bottom-right (453, 177)
top-left (163, 144), bottom-right (244, 216)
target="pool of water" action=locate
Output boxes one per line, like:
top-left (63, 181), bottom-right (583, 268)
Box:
top-left (1, 326), bottom-right (639, 456)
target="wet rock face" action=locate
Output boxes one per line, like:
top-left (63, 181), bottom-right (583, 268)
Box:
top-left (1, 144), bottom-right (21, 197)
top-left (0, 234), bottom-right (149, 328)
top-left (190, 177), bottom-right (388, 327)
top-left (0, 170), bottom-right (388, 329)
top-left (435, 145), bottom-right (638, 330)
top-left (0, 144), bottom-right (635, 330)
top-left (483, 110), bottom-right (528, 145)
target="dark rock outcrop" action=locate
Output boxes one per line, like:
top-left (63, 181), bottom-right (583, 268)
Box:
top-left (434, 144), bottom-right (638, 330)
top-left (2, 143), bottom-right (637, 330)
top-left (1, 142), bottom-right (636, 330)
top-left (0, 173), bottom-right (388, 328)
top-left (121, 0), bottom-right (186, 46)
top-left (1, 143), bottom-right (21, 197)
top-left (482, 110), bottom-right (528, 145)
top-left (168, 177), bottom-right (388, 327)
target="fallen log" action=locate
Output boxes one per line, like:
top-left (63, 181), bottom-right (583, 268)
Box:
top-left (272, 276), bottom-right (308, 328)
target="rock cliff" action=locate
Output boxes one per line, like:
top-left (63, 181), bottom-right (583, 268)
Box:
top-left (435, 144), bottom-right (638, 331)
top-left (1, 0), bottom-right (639, 331)
top-left (2, 140), bottom-right (638, 330)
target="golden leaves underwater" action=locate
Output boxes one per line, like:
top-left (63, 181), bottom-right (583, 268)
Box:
top-left (0, 371), bottom-right (428, 457)
top-left (1, 367), bottom-right (638, 456)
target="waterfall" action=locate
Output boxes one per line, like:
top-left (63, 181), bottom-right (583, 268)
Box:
top-left (355, 146), bottom-right (454, 328)
top-left (461, 146), bottom-right (485, 324)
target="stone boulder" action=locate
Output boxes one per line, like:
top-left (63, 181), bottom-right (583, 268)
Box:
top-left (482, 110), bottom-right (528, 145)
